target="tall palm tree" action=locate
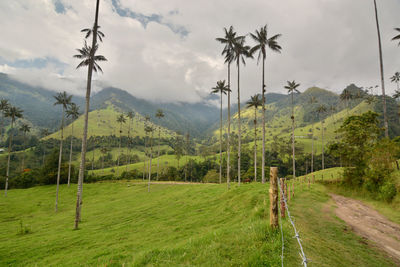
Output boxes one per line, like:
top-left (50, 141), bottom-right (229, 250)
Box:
top-left (155, 109), bottom-right (164, 180)
top-left (116, 114), bottom-right (126, 177)
top-left (100, 146), bottom-right (108, 175)
top-left (19, 123), bottom-right (31, 172)
top-left (0, 99), bottom-right (9, 142)
top-left (249, 25), bottom-right (282, 184)
top-left (4, 105), bottom-right (23, 196)
top-left (145, 126), bottom-right (154, 192)
top-left (316, 104), bottom-right (327, 170)
top-left (126, 111), bottom-right (134, 173)
top-left (216, 26), bottom-right (243, 189)
top-left (285, 80), bottom-right (300, 180)
top-left (232, 36), bottom-right (252, 185)
top-left (143, 115), bottom-right (150, 180)
top-left (373, 0), bottom-right (388, 138)
top-left (211, 80), bottom-right (230, 184)
top-left (246, 94), bottom-right (262, 182)
top-left (66, 103), bottom-right (80, 187)
top-left (40, 128), bottom-right (50, 165)
top-left (340, 89), bottom-right (352, 113)
top-left (73, 0), bottom-right (106, 229)
top-left (309, 96), bottom-right (318, 174)
top-left (81, 25), bottom-right (105, 42)
top-left (54, 91), bottom-right (72, 212)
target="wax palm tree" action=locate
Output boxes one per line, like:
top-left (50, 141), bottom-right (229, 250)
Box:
top-left (100, 146), bottom-right (108, 175)
top-left (249, 25), bottom-right (282, 184)
top-left (73, 0), bottom-right (105, 229)
top-left (116, 114), bottom-right (126, 177)
top-left (285, 80), bottom-right (300, 180)
top-left (19, 123), bottom-right (31, 172)
top-left (0, 99), bottom-right (9, 142)
top-left (340, 89), bottom-right (352, 113)
top-left (232, 36), bottom-right (252, 185)
top-left (143, 115), bottom-right (150, 180)
top-left (125, 111), bottom-right (134, 172)
top-left (66, 103), bottom-right (80, 187)
top-left (309, 96), bottom-right (318, 174)
top-left (155, 109), bottom-right (164, 180)
top-left (216, 26), bottom-right (244, 189)
top-left (316, 104), bottom-right (327, 170)
top-left (145, 125), bottom-right (154, 192)
top-left (54, 91), bottom-right (72, 212)
top-left (246, 94), bottom-right (262, 182)
top-left (40, 128), bottom-right (50, 165)
top-left (4, 105), bottom-right (23, 196)
top-left (373, 0), bottom-right (388, 137)
top-left (211, 80), bottom-right (230, 184)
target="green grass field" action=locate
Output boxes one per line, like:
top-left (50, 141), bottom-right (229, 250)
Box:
top-left (0, 177), bottom-right (396, 266)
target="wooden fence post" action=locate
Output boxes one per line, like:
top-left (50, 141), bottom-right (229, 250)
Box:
top-left (280, 178), bottom-right (286, 218)
top-left (308, 176), bottom-right (310, 189)
top-left (269, 167), bottom-right (278, 228)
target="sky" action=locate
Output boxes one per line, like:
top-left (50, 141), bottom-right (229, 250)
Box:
top-left (0, 0), bottom-right (399, 104)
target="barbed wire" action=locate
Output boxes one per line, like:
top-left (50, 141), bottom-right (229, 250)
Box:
top-left (277, 178), bottom-right (308, 267)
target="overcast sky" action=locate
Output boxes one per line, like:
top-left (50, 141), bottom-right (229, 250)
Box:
top-left (0, 0), bottom-right (399, 104)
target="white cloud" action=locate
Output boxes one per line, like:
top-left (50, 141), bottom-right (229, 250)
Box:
top-left (0, 0), bottom-right (399, 104)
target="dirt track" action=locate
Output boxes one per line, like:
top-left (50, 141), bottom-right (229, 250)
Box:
top-left (331, 194), bottom-right (400, 262)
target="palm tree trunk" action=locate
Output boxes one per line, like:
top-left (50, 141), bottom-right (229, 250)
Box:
top-left (237, 58), bottom-right (241, 186)
top-left (321, 120), bottom-right (325, 170)
top-left (311, 123), bottom-right (314, 174)
top-left (219, 91), bottom-right (222, 184)
top-left (91, 143), bottom-right (95, 171)
top-left (254, 107), bottom-right (257, 182)
top-left (157, 126), bottom-right (160, 181)
top-left (74, 0), bottom-right (100, 229)
top-left (68, 122), bottom-right (74, 187)
top-left (126, 119), bottom-right (131, 173)
top-left (143, 135), bottom-right (147, 181)
top-left (227, 63), bottom-right (231, 189)
top-left (55, 107), bottom-right (64, 212)
top-left (102, 152), bottom-right (104, 175)
top-left (148, 131), bottom-right (153, 192)
top-left (261, 56), bottom-right (266, 184)
top-left (4, 120), bottom-right (14, 196)
top-left (21, 132), bottom-right (26, 172)
top-left (291, 93), bottom-right (296, 180)
top-left (373, 0), bottom-right (389, 138)
top-left (117, 123), bottom-right (121, 177)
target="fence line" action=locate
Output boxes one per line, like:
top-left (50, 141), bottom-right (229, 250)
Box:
top-left (277, 178), bottom-right (308, 267)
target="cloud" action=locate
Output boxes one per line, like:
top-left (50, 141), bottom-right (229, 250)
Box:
top-left (0, 0), bottom-right (399, 104)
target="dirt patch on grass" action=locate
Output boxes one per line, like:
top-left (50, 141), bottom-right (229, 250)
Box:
top-left (331, 194), bottom-right (400, 263)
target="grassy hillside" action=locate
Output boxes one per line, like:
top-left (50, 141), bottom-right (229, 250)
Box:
top-left (0, 181), bottom-right (395, 266)
top-left (46, 105), bottom-right (175, 140)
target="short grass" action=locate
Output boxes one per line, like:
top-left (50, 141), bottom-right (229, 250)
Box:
top-left (0, 180), bottom-right (396, 266)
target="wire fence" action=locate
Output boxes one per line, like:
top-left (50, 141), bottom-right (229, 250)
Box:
top-left (277, 178), bottom-right (308, 267)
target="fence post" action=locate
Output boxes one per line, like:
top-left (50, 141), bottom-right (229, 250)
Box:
top-left (308, 176), bottom-right (310, 189)
top-left (269, 167), bottom-right (278, 228)
top-left (292, 182), bottom-right (294, 198)
top-left (288, 181), bottom-right (291, 202)
top-left (280, 178), bottom-right (286, 218)
top-left (312, 174), bottom-right (315, 184)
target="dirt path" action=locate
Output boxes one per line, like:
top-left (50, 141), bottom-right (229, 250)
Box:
top-left (331, 194), bottom-right (400, 262)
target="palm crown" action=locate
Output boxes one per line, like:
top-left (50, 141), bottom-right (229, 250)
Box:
top-left (211, 80), bottom-right (230, 95)
top-left (4, 105), bottom-right (23, 122)
top-left (117, 114), bottom-right (126, 124)
top-left (54, 91), bottom-right (72, 109)
top-left (127, 111), bottom-right (134, 120)
top-left (284, 80), bottom-right (301, 94)
top-left (246, 94), bottom-right (263, 109)
top-left (232, 38), bottom-right (253, 66)
top-left (19, 123), bottom-right (31, 133)
top-left (249, 25), bottom-right (282, 63)
top-left (391, 72), bottom-right (400, 83)
top-left (74, 41), bottom-right (107, 73)
top-left (0, 99), bottom-right (9, 113)
top-left (216, 26), bottom-right (245, 64)
top-left (392, 28), bottom-right (400, 46)
top-left (316, 104), bottom-right (327, 114)
top-left (156, 109), bottom-right (164, 119)
top-left (66, 103), bottom-right (80, 120)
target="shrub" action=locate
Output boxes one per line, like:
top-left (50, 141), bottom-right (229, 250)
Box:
top-left (379, 181), bottom-right (397, 202)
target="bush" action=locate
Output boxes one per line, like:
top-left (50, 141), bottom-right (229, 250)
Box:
top-left (379, 181), bottom-right (397, 202)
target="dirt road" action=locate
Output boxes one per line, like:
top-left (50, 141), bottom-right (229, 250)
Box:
top-left (331, 194), bottom-right (400, 263)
